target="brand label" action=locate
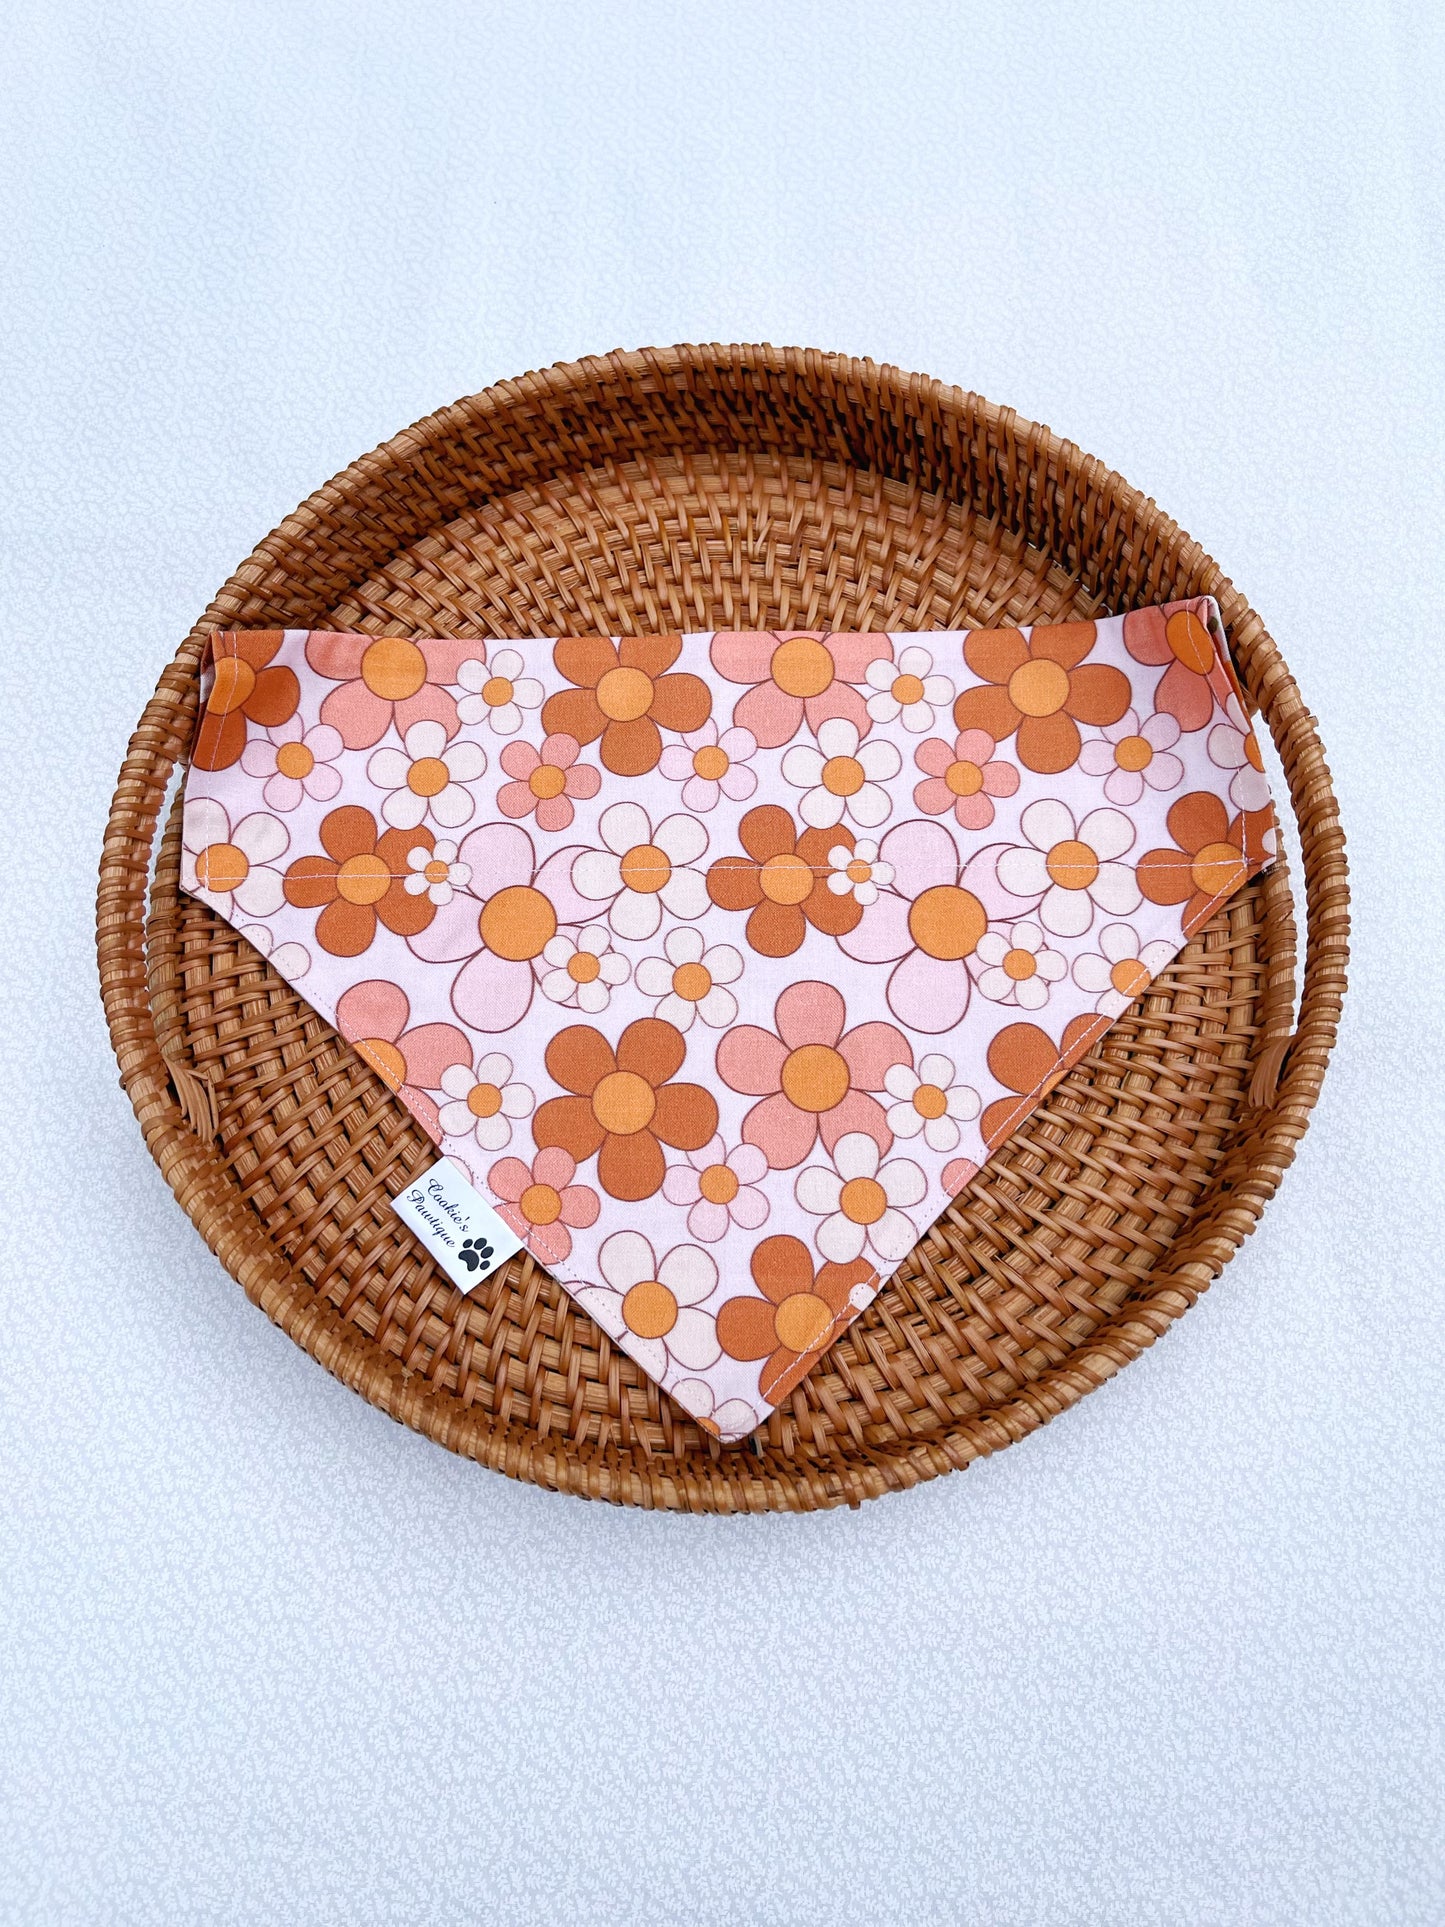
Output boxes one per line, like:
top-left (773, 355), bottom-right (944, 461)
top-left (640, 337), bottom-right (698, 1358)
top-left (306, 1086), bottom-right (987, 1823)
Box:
top-left (389, 1157), bottom-right (524, 1292)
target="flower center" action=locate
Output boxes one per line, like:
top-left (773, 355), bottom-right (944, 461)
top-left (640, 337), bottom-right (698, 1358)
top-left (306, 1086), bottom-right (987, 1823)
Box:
top-left (361, 636), bottom-right (426, 700)
top-left (482, 675), bottom-right (514, 707)
top-left (912, 1083), bottom-right (948, 1120)
top-left (821, 754), bottom-right (865, 796)
top-left (520, 1182), bottom-right (562, 1226)
top-left (1007, 657), bottom-right (1071, 717)
top-left (1190, 841), bottom-right (1247, 898)
top-left (530, 764), bottom-right (567, 799)
top-left (1113, 734), bottom-right (1153, 773)
top-left (891, 673), bottom-right (925, 705)
top-left (591, 1070), bottom-right (656, 1136)
top-left (355, 1037), bottom-right (406, 1089)
top-left (567, 949), bottom-right (601, 983)
top-left (839, 1176), bottom-right (887, 1224)
top-left (759, 852), bottom-right (814, 905)
top-left (845, 859), bottom-right (873, 884)
top-left (672, 961), bottom-right (712, 1002)
top-left (1045, 839), bottom-right (1099, 890)
top-left (595, 665), bottom-right (654, 721)
top-left (479, 884), bottom-right (556, 961)
top-left (945, 759), bottom-right (983, 796)
top-left (336, 853), bottom-right (390, 905)
top-left (692, 745), bottom-right (729, 781)
top-left (467, 1081), bottom-right (503, 1118)
top-left (407, 755), bottom-right (451, 797)
top-left (622, 1279), bottom-right (678, 1340)
top-left (424, 858), bottom-right (450, 884)
top-left (620, 841), bottom-right (671, 894)
top-left (779, 1044), bottom-right (850, 1113)
top-left (275, 740), bottom-right (315, 780)
top-left (773, 1291), bottom-right (833, 1353)
top-left (1003, 946), bottom-right (1038, 981)
top-left (194, 841), bottom-right (249, 892)
top-left (1165, 610), bottom-right (1215, 674)
top-left (209, 656), bottom-right (256, 714)
top-left (698, 1162), bottom-right (739, 1205)
top-left (770, 635), bottom-right (833, 699)
top-left (1110, 957), bottom-right (1151, 998)
top-left (907, 884), bottom-right (987, 961)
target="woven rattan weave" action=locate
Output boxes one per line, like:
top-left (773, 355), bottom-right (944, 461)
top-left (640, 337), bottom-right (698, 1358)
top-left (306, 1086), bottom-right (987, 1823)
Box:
top-left (98, 345), bottom-right (1348, 1511)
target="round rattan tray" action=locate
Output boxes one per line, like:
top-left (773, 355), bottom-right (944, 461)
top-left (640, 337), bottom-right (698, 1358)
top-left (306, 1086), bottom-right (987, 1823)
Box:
top-left (98, 345), bottom-right (1348, 1512)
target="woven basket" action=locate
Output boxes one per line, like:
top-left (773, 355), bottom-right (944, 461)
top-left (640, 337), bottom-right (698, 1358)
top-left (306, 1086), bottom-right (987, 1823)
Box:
top-left (98, 345), bottom-right (1348, 1512)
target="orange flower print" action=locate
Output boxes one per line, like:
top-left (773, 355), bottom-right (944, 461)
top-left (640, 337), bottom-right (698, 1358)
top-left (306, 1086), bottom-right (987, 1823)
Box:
top-left (487, 1147), bottom-right (600, 1267)
top-left (334, 978), bottom-right (471, 1139)
top-left (705, 805), bottom-right (864, 957)
top-left (794, 1131), bottom-right (926, 1267)
top-left (1137, 792), bottom-right (1276, 937)
top-left (573, 1231), bottom-right (721, 1383)
top-left (716, 1233), bottom-right (874, 1404)
top-left (980, 1015), bottom-right (1103, 1151)
top-left (533, 1018), bottom-right (719, 1203)
top-left (282, 805), bottom-right (436, 956)
top-left (715, 980), bottom-right (910, 1170)
top-left (953, 621), bottom-right (1131, 775)
top-left (193, 632), bottom-right (301, 771)
top-left (709, 631), bottom-right (892, 748)
top-left (540, 635), bottom-right (711, 776)
top-left (304, 632), bottom-right (477, 750)
top-left (1123, 598), bottom-right (1241, 732)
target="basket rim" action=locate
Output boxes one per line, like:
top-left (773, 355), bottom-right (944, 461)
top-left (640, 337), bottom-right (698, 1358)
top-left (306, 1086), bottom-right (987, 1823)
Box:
top-left (97, 343), bottom-right (1350, 1511)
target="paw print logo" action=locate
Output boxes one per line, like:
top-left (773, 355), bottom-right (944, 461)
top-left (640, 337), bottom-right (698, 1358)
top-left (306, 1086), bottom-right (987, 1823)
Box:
top-left (457, 1235), bottom-right (495, 1275)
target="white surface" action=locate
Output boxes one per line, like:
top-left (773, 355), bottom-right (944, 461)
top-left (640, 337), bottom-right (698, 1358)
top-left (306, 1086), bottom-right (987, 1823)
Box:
top-left (2, 3), bottom-right (1442, 1921)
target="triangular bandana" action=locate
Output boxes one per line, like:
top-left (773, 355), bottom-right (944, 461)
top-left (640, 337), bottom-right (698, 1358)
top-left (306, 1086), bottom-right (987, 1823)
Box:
top-left (181, 605), bottom-right (1275, 1440)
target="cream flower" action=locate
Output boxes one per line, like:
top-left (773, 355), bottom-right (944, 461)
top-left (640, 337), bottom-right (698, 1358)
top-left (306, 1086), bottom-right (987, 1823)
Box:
top-left (540, 924), bottom-right (631, 1013)
top-left (403, 838), bottom-right (472, 906)
top-left (974, 919), bottom-right (1068, 1010)
top-left (1078, 706), bottom-right (1184, 806)
top-left (1071, 923), bottom-right (1177, 1016)
top-left (882, 1055), bottom-right (980, 1153)
top-left (997, 798), bottom-right (1140, 937)
top-left (794, 1131), bottom-right (926, 1266)
top-left (1207, 694), bottom-right (1273, 814)
top-left (240, 715), bottom-right (344, 812)
top-left (455, 648), bottom-right (544, 736)
top-left (437, 1050), bottom-right (534, 1152)
top-left (633, 926), bottom-right (742, 1030)
top-left (662, 1135), bottom-right (770, 1242)
top-left (657, 718), bottom-right (759, 812)
top-left (864, 643), bottom-right (954, 733)
top-left (825, 837), bottom-right (894, 907)
top-left (181, 798), bottom-right (289, 917)
top-left (781, 716), bottom-right (901, 830)
top-left (238, 920), bottom-right (311, 981)
top-left (574, 1231), bottom-right (722, 1382)
top-left (366, 718), bottom-right (487, 831)
top-left (571, 801), bottom-right (709, 940)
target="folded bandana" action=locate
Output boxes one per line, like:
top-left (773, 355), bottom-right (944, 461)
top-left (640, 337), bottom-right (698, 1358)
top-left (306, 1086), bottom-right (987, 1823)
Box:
top-left (181, 604), bottom-right (1276, 1440)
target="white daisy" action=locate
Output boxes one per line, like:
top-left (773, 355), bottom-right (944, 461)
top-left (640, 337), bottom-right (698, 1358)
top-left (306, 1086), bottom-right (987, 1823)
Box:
top-left (996, 798), bottom-right (1140, 938)
top-left (366, 718), bottom-right (487, 831)
top-left (825, 837), bottom-right (894, 906)
top-left (1208, 694), bottom-right (1273, 814)
top-left (864, 643), bottom-right (955, 733)
top-left (571, 801), bottom-right (709, 941)
top-left (882, 1055), bottom-right (981, 1153)
top-left (781, 716), bottom-right (902, 830)
top-left (437, 1051), bottom-right (535, 1152)
top-left (633, 926), bottom-right (742, 1031)
top-left (540, 924), bottom-right (631, 1013)
top-left (974, 919), bottom-right (1069, 1009)
top-left (794, 1132), bottom-right (926, 1266)
top-left (238, 920), bottom-right (311, 982)
top-left (403, 838), bottom-right (472, 906)
top-left (181, 798), bottom-right (289, 917)
top-left (574, 1232), bottom-right (722, 1383)
top-left (668, 1378), bottom-right (764, 1441)
top-left (1071, 923), bottom-right (1178, 1016)
top-left (455, 648), bottom-right (545, 736)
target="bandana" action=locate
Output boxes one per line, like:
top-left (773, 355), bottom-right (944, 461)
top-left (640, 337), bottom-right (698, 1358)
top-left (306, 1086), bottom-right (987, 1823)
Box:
top-left (180, 604), bottom-right (1275, 1441)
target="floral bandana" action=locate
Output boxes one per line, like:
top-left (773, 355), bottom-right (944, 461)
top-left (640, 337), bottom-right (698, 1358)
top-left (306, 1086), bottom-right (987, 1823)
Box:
top-left (181, 604), bottom-right (1276, 1441)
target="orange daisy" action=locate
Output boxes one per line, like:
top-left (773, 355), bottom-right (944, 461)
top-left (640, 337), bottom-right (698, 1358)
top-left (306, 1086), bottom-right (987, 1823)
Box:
top-left (540, 635), bottom-right (711, 776)
top-left (1137, 791), bottom-right (1275, 937)
top-left (953, 621), bottom-right (1131, 775)
top-left (980, 1015), bottom-right (1103, 1150)
top-left (705, 805), bottom-right (863, 957)
top-left (282, 805), bottom-right (436, 956)
top-left (193, 632), bottom-right (301, 771)
top-left (716, 1234), bottom-right (874, 1403)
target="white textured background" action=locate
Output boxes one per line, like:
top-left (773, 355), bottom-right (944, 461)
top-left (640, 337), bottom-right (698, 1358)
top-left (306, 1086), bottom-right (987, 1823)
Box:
top-left (3, 4), bottom-right (1443, 1922)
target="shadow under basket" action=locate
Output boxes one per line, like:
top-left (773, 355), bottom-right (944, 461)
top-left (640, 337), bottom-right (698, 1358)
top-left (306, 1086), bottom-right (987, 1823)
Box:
top-left (98, 345), bottom-right (1348, 1512)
